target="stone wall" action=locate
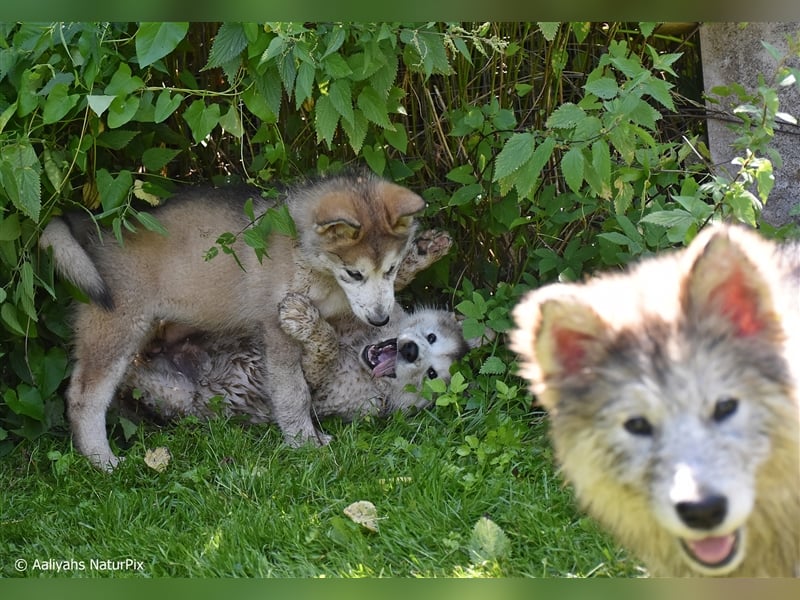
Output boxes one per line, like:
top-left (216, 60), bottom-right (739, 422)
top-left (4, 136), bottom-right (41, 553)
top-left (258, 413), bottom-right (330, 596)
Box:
top-left (700, 22), bottom-right (800, 226)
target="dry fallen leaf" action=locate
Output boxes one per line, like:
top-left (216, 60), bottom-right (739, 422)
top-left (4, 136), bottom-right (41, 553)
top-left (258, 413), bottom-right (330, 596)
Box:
top-left (144, 446), bottom-right (171, 472)
top-left (343, 500), bottom-right (380, 532)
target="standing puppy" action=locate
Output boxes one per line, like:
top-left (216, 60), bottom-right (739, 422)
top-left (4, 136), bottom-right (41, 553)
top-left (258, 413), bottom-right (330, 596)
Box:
top-left (39, 172), bottom-right (425, 469)
top-left (511, 225), bottom-right (800, 576)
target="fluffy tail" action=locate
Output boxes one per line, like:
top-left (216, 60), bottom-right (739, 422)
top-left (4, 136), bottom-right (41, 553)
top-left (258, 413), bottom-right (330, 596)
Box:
top-left (39, 217), bottom-right (115, 310)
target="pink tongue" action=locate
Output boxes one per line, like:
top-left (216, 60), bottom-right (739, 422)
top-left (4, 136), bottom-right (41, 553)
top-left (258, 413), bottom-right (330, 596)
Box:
top-left (371, 348), bottom-right (396, 377)
top-left (686, 534), bottom-right (736, 565)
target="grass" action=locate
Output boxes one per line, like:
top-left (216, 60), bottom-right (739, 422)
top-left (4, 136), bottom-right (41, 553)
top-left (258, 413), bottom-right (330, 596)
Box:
top-left (0, 397), bottom-right (644, 578)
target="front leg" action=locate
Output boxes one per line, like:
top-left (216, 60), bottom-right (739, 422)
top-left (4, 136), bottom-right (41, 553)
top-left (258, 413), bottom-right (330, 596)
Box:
top-left (394, 229), bottom-right (453, 291)
top-left (278, 292), bottom-right (339, 390)
top-left (263, 323), bottom-right (332, 447)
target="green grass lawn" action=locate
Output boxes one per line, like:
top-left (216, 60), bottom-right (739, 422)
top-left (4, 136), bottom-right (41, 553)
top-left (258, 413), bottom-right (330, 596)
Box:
top-left (0, 400), bottom-right (644, 578)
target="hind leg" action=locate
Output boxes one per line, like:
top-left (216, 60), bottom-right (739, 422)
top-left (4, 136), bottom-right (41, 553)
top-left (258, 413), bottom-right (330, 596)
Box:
top-left (68, 306), bottom-right (150, 470)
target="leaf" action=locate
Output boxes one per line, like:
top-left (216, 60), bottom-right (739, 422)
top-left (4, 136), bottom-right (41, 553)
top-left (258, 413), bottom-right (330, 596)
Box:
top-left (584, 77), bottom-right (619, 100)
top-left (218, 105), bottom-right (244, 137)
top-left (343, 500), bottom-right (379, 532)
top-left (545, 103), bottom-right (586, 130)
top-left (0, 213), bottom-right (21, 241)
top-left (383, 123), bottom-right (408, 153)
top-left (96, 169), bottom-right (132, 212)
top-left (468, 516), bottom-right (511, 563)
top-left (142, 147), bottom-right (181, 171)
top-left (640, 209), bottom-right (696, 228)
top-left (4, 385), bottom-right (44, 421)
top-left (136, 22), bottom-right (189, 68)
top-left (294, 61), bottom-right (316, 108)
top-left (0, 141), bottom-right (42, 222)
top-left (134, 211), bottom-right (168, 235)
top-left (328, 78), bottom-right (354, 125)
top-left (154, 90), bottom-right (183, 123)
top-left (560, 147), bottom-right (585, 193)
top-left (144, 446), bottom-right (171, 472)
top-left (357, 86), bottom-right (392, 129)
top-left (204, 22), bottom-right (247, 70)
top-left (537, 22), bottom-right (560, 42)
top-left (42, 84), bottom-right (79, 124)
top-left (479, 356), bottom-right (506, 376)
top-left (87, 94), bottom-right (116, 117)
top-left (314, 94), bottom-right (339, 147)
top-left (322, 26), bottom-right (346, 59)
top-left (1, 303), bottom-right (25, 336)
top-left (104, 63), bottom-right (144, 96)
top-left (183, 100), bottom-right (220, 143)
top-left (340, 108), bottom-right (368, 154)
top-left (493, 132), bottom-right (535, 181)
top-left (639, 22), bottom-right (658, 38)
top-left (107, 95), bottom-right (140, 129)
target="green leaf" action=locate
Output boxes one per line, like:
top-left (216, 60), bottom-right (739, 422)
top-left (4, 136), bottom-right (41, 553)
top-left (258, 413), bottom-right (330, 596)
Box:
top-left (107, 96), bottom-right (140, 128)
top-left (584, 77), bottom-right (619, 100)
top-left (0, 213), bottom-right (21, 241)
top-left (154, 90), bottom-right (183, 123)
top-left (642, 77), bottom-right (675, 111)
top-left (640, 209), bottom-right (696, 228)
top-left (314, 94), bottom-right (339, 147)
top-left (339, 108), bottom-right (368, 153)
top-left (328, 79), bottom-right (354, 125)
top-left (104, 63), bottom-right (144, 96)
top-left (357, 86), bottom-right (392, 129)
top-left (755, 159), bottom-right (774, 202)
top-left (449, 183), bottom-right (483, 206)
top-left (1, 303), bottom-right (25, 336)
top-left (468, 516), bottom-right (511, 563)
top-left (204, 22), bottom-right (247, 70)
top-left (362, 144), bottom-right (386, 175)
top-left (294, 61), bottom-right (316, 108)
top-left (42, 83), bottom-right (80, 125)
top-left (479, 356), bottom-right (506, 376)
top-left (183, 100), bottom-right (220, 143)
top-left (87, 94), bottom-right (116, 117)
top-left (96, 169), bottom-right (132, 212)
top-left (493, 132), bottom-right (535, 181)
top-left (537, 22), bottom-right (560, 42)
top-left (382, 123), bottom-right (408, 153)
top-left (218, 105), bottom-right (244, 138)
top-left (323, 53), bottom-right (353, 79)
top-left (0, 142), bottom-right (41, 222)
top-left (545, 103), bottom-right (586, 130)
top-left (560, 147), bottom-right (585, 194)
top-left (134, 211), bottom-right (168, 235)
top-left (136, 22), bottom-right (189, 68)
top-left (639, 22), bottom-right (658, 38)
top-left (142, 147), bottom-right (181, 171)
top-left (4, 385), bottom-right (44, 421)
top-left (321, 26), bottom-right (346, 59)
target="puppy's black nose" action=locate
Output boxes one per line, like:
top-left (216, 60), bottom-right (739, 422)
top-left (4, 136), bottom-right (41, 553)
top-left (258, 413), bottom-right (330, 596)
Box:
top-left (399, 341), bottom-right (418, 363)
top-left (676, 495), bottom-right (728, 530)
top-left (369, 315), bottom-right (390, 327)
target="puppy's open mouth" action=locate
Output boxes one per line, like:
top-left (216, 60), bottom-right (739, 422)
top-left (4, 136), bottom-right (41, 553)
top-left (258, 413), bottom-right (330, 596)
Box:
top-left (679, 528), bottom-right (742, 572)
top-left (362, 339), bottom-right (397, 378)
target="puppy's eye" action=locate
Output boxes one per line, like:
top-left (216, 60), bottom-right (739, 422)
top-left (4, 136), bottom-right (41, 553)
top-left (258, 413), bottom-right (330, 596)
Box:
top-left (426, 367), bottom-right (438, 379)
top-left (623, 416), bottom-right (653, 436)
top-left (426, 333), bottom-right (437, 344)
top-left (346, 270), bottom-right (363, 281)
top-left (384, 265), bottom-right (396, 277)
top-left (712, 397), bottom-right (738, 422)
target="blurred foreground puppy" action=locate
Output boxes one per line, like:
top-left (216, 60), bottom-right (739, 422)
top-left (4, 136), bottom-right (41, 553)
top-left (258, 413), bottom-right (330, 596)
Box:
top-left (39, 172), bottom-right (425, 469)
top-left (511, 225), bottom-right (799, 576)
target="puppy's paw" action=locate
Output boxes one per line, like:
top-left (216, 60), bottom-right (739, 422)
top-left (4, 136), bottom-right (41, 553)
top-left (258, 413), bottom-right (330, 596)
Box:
top-left (279, 292), bottom-right (320, 339)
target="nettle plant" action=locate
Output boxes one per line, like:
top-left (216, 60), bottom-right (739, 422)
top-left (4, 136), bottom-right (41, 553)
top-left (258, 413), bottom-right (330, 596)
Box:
top-left (0, 22), bottom-right (795, 456)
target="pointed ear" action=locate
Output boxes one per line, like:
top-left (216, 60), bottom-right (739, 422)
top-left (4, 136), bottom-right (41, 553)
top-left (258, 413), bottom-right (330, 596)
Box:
top-left (382, 183), bottom-right (426, 235)
top-left (511, 291), bottom-right (610, 405)
top-left (314, 192), bottom-right (362, 241)
top-left (684, 230), bottom-right (778, 339)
